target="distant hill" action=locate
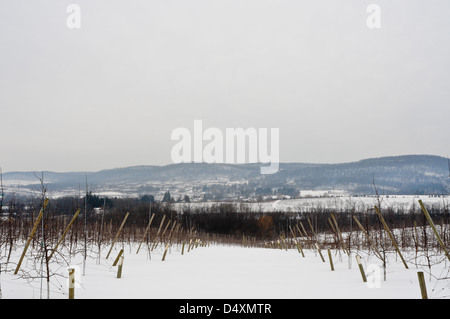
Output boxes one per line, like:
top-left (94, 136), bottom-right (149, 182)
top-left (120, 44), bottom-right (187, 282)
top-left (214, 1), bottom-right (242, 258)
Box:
top-left (2, 155), bottom-right (449, 198)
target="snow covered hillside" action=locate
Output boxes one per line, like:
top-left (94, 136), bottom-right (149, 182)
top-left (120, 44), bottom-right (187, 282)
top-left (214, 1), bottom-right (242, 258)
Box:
top-left (171, 194), bottom-right (448, 213)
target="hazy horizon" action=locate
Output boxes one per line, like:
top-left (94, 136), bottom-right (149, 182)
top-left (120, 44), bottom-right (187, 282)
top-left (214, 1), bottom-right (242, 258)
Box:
top-left (1, 153), bottom-right (447, 174)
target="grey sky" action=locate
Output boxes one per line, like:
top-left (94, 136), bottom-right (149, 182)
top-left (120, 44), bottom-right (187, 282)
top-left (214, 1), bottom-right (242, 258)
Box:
top-left (1, 0), bottom-right (449, 172)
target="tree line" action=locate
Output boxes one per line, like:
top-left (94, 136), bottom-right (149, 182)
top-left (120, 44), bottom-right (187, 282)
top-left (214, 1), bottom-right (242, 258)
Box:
top-left (2, 193), bottom-right (449, 245)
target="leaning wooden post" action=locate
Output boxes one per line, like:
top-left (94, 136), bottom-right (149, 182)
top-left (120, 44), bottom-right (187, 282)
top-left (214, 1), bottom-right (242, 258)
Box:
top-left (136, 213), bottom-right (155, 254)
top-left (307, 218), bottom-right (318, 243)
top-left (374, 206), bottom-right (409, 269)
top-left (315, 243), bottom-right (325, 262)
top-left (167, 220), bottom-right (177, 244)
top-left (68, 267), bottom-right (75, 299)
top-left (156, 215), bottom-right (166, 236)
top-left (355, 255), bottom-right (367, 282)
top-left (417, 271), bottom-right (428, 299)
top-left (113, 249), bottom-right (124, 266)
top-left (161, 219), bottom-right (171, 238)
top-left (353, 216), bottom-right (382, 260)
top-left (297, 240), bottom-right (305, 257)
top-left (298, 223), bottom-right (309, 241)
top-left (290, 226), bottom-right (304, 257)
top-left (151, 215), bottom-right (166, 250)
top-left (106, 212), bottom-right (130, 259)
top-left (14, 198), bottom-right (49, 274)
top-left (327, 249), bottom-right (335, 271)
top-left (188, 238), bottom-right (193, 252)
top-left (162, 243), bottom-right (170, 261)
top-left (117, 256), bottom-right (124, 279)
top-left (418, 200), bottom-right (450, 262)
top-left (331, 213), bottom-right (348, 254)
top-left (49, 208), bottom-right (81, 261)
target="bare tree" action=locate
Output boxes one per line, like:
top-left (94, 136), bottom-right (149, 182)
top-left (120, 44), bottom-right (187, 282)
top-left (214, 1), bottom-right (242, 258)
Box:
top-left (372, 174), bottom-right (388, 280)
top-left (34, 173), bottom-right (51, 299)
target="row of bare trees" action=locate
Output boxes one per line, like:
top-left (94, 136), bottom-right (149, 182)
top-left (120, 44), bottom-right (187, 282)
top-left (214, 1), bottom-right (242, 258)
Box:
top-left (1, 194), bottom-right (449, 253)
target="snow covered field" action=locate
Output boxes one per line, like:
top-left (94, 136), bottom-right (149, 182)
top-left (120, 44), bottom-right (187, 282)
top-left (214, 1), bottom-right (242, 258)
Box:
top-left (172, 195), bottom-right (448, 213)
top-left (2, 242), bottom-right (449, 300)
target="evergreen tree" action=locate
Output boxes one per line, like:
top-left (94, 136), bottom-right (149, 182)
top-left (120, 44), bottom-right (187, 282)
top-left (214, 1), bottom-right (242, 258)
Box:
top-left (162, 190), bottom-right (172, 202)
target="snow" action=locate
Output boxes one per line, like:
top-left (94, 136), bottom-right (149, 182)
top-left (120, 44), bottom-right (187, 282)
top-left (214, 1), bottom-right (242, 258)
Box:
top-left (172, 195), bottom-right (448, 213)
top-left (1, 242), bottom-right (449, 299)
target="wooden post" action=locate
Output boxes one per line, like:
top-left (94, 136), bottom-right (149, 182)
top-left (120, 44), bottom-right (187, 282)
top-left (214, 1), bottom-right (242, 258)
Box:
top-left (156, 215), bottom-right (166, 236)
top-left (315, 243), bottom-right (325, 262)
top-left (49, 208), bottom-right (81, 261)
top-left (160, 219), bottom-right (171, 242)
top-left (167, 220), bottom-right (177, 243)
top-left (355, 255), bottom-right (367, 282)
top-left (136, 213), bottom-right (155, 254)
top-left (151, 215), bottom-right (167, 250)
top-left (295, 224), bottom-right (304, 238)
top-left (418, 200), bottom-right (450, 262)
top-left (15, 198), bottom-right (49, 274)
top-left (374, 206), bottom-right (409, 269)
top-left (331, 213), bottom-right (348, 254)
top-left (188, 238), bottom-right (193, 252)
top-left (106, 212), bottom-right (130, 259)
top-left (297, 240), bottom-right (305, 257)
top-left (417, 271), bottom-right (428, 299)
top-left (327, 249), bottom-right (334, 271)
top-left (290, 226), bottom-right (304, 257)
top-left (353, 216), bottom-right (382, 259)
top-left (162, 243), bottom-right (170, 261)
top-left (195, 238), bottom-right (200, 248)
top-left (307, 218), bottom-right (318, 241)
top-left (68, 267), bottom-right (75, 299)
top-left (298, 223), bottom-right (308, 240)
top-left (113, 249), bottom-right (124, 266)
top-left (117, 256), bottom-right (124, 279)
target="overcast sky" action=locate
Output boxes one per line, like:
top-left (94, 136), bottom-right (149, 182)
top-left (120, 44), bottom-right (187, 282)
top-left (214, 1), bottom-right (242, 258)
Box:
top-left (0, 0), bottom-right (449, 172)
